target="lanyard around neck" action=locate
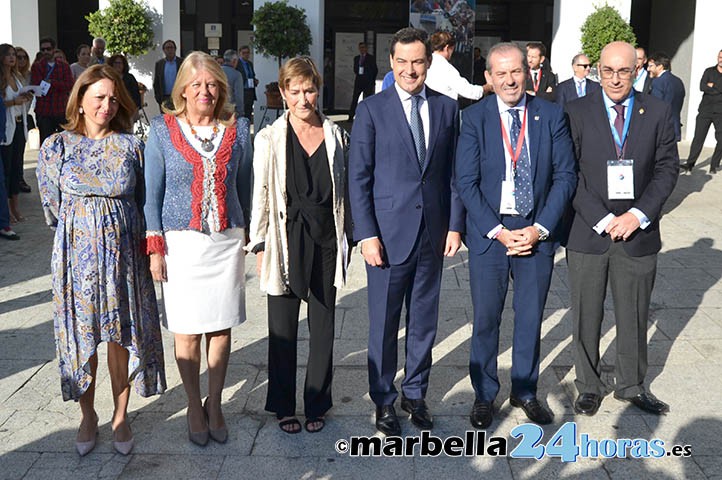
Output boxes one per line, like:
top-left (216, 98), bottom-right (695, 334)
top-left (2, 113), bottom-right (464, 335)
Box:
top-left (500, 107), bottom-right (528, 172)
top-left (608, 95), bottom-right (634, 157)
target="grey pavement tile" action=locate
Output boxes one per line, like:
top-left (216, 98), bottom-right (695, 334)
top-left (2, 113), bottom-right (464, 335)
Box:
top-left (0, 451), bottom-right (40, 480)
top-left (0, 360), bottom-right (48, 404)
top-left (0, 332), bottom-right (55, 361)
top-left (118, 454), bottom-right (224, 480)
top-left (508, 456), bottom-right (610, 479)
top-left (0, 409), bottom-right (78, 453)
top-left (314, 455), bottom-right (414, 479)
top-left (640, 415), bottom-right (722, 457)
top-left (23, 453), bottom-right (129, 480)
top-left (128, 411), bottom-right (260, 455)
top-left (690, 340), bottom-right (722, 363)
top-left (694, 455), bottom-right (722, 480)
top-left (603, 456), bottom-right (706, 480)
top-left (651, 308), bottom-right (722, 340)
top-left (647, 339), bottom-right (707, 366)
top-left (218, 456), bottom-right (321, 480)
top-left (415, 455), bottom-right (513, 479)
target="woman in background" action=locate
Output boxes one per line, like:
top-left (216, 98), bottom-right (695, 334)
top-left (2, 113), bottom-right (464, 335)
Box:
top-left (70, 44), bottom-right (91, 80)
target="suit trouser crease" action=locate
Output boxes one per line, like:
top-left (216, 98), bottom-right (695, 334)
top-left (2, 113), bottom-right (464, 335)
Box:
top-left (468, 227), bottom-right (552, 403)
top-left (265, 244), bottom-right (336, 418)
top-left (367, 224), bottom-right (441, 406)
top-left (568, 243), bottom-right (656, 398)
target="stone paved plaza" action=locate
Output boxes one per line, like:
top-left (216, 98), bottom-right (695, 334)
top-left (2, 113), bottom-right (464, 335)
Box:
top-left (1, 139), bottom-right (721, 479)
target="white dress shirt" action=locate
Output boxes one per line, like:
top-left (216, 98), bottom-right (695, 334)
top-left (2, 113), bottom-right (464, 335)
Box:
top-left (425, 52), bottom-right (484, 101)
top-left (394, 82), bottom-right (430, 149)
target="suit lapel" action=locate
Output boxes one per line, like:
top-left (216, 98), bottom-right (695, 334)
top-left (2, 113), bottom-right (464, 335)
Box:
top-left (424, 91), bottom-right (439, 173)
top-left (588, 90), bottom-right (618, 159)
top-left (385, 89), bottom-right (419, 167)
top-left (625, 93), bottom-right (646, 159)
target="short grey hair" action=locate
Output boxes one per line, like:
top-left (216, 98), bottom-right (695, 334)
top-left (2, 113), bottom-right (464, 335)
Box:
top-left (92, 37), bottom-right (106, 47)
top-left (486, 42), bottom-right (527, 73)
top-left (223, 49), bottom-right (238, 63)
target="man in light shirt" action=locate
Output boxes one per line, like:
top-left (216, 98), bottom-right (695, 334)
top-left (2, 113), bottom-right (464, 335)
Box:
top-left (555, 53), bottom-right (601, 106)
top-left (425, 31), bottom-right (490, 101)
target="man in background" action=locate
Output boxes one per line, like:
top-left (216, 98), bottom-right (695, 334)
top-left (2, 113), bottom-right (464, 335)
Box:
top-left (236, 45), bottom-right (258, 121)
top-left (555, 53), bottom-right (600, 106)
top-left (648, 52), bottom-right (686, 142)
top-left (348, 42), bottom-right (378, 120)
top-left (221, 49), bottom-right (244, 119)
top-left (153, 39), bottom-right (183, 110)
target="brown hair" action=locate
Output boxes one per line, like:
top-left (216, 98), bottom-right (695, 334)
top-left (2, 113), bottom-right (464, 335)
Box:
top-left (63, 64), bottom-right (135, 133)
top-left (15, 46), bottom-right (30, 79)
top-left (108, 54), bottom-right (129, 74)
top-left (430, 31), bottom-right (455, 53)
top-left (0, 44), bottom-right (21, 95)
top-left (164, 51), bottom-right (234, 124)
top-left (278, 56), bottom-right (322, 92)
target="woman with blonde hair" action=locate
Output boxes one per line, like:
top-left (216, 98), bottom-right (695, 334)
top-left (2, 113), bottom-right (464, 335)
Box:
top-left (144, 51), bottom-right (252, 446)
top-left (37, 64), bottom-right (166, 456)
top-left (247, 56), bottom-right (350, 434)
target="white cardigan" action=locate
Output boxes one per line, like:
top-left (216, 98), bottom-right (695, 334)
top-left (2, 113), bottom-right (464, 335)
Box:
top-left (246, 111), bottom-right (350, 296)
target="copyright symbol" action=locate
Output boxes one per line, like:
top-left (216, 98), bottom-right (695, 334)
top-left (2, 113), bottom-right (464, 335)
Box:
top-left (335, 439), bottom-right (349, 454)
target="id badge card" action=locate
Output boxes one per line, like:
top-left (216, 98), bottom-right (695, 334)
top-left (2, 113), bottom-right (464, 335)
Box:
top-left (607, 159), bottom-right (634, 199)
top-left (500, 180), bottom-right (518, 214)
top-left (358, 66), bottom-right (365, 75)
top-left (39, 80), bottom-right (51, 96)
top-left (247, 78), bottom-right (254, 88)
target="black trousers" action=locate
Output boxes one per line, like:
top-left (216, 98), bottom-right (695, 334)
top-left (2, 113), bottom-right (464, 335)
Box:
top-left (348, 79), bottom-right (374, 119)
top-left (265, 244), bottom-right (337, 418)
top-left (1, 124), bottom-right (25, 196)
top-left (686, 110), bottom-right (722, 170)
top-left (242, 89), bottom-right (255, 120)
top-left (37, 115), bottom-right (65, 147)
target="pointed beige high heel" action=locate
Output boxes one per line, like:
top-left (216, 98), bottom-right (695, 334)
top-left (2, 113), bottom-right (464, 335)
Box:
top-left (203, 397), bottom-right (228, 444)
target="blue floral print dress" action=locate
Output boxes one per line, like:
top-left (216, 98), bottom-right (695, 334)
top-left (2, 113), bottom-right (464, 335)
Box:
top-left (37, 131), bottom-right (166, 401)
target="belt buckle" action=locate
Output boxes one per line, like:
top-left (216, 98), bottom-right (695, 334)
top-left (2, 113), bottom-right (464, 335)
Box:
top-left (15, 115), bottom-right (22, 123)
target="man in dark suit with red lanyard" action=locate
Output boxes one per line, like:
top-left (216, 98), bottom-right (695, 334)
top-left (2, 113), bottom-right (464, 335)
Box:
top-left (565, 41), bottom-right (678, 417)
top-left (525, 42), bottom-right (556, 102)
top-left (455, 42), bottom-right (576, 429)
top-left (349, 27), bottom-right (464, 436)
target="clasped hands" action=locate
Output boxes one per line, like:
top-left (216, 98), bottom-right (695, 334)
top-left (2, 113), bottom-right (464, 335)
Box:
top-left (605, 212), bottom-right (640, 242)
top-left (496, 226), bottom-right (539, 256)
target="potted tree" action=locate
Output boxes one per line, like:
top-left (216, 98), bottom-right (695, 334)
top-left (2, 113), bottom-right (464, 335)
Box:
top-left (86, 0), bottom-right (155, 56)
top-left (251, 1), bottom-right (313, 109)
top-left (580, 4), bottom-right (637, 79)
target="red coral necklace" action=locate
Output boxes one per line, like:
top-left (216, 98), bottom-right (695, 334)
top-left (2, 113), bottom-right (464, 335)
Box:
top-left (187, 119), bottom-right (220, 152)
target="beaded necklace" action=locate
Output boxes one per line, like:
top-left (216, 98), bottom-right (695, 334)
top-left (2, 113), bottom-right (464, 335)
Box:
top-left (187, 118), bottom-right (220, 152)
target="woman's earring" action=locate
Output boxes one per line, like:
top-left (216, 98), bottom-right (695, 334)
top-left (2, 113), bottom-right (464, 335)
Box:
top-left (79, 107), bottom-right (84, 114)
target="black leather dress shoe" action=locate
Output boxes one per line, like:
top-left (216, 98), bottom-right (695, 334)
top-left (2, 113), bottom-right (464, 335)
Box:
top-left (574, 393), bottom-right (603, 416)
top-left (375, 405), bottom-right (402, 436)
top-left (679, 162), bottom-right (692, 173)
top-left (400, 396), bottom-right (433, 430)
top-left (510, 396), bottom-right (553, 425)
top-left (469, 400), bottom-right (493, 429)
top-left (19, 180), bottom-right (31, 193)
top-left (710, 167), bottom-right (718, 174)
top-left (614, 392), bottom-right (669, 415)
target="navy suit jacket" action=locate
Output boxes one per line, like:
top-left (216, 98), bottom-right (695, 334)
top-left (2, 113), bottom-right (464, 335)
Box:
top-left (555, 77), bottom-right (601, 107)
top-left (455, 94), bottom-right (577, 256)
top-left (565, 90), bottom-right (679, 257)
top-left (349, 86), bottom-right (465, 265)
top-left (651, 71), bottom-right (686, 141)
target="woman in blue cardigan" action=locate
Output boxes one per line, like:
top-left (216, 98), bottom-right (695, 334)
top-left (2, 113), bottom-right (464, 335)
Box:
top-left (144, 51), bottom-right (252, 446)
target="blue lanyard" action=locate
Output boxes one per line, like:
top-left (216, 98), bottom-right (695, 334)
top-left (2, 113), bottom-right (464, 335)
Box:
top-left (44, 63), bottom-right (56, 81)
top-left (608, 95), bottom-right (634, 156)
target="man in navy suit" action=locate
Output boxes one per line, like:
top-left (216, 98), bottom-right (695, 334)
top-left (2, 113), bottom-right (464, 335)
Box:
top-left (348, 42), bottom-right (378, 120)
top-left (455, 43), bottom-right (577, 428)
top-left (565, 41), bottom-right (678, 417)
top-left (648, 52), bottom-right (686, 142)
top-left (555, 53), bottom-right (601, 106)
top-left (525, 42), bottom-right (556, 102)
top-left (349, 27), bottom-right (464, 436)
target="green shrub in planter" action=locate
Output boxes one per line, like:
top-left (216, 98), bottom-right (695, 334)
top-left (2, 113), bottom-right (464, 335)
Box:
top-left (580, 4), bottom-right (637, 66)
top-left (251, 1), bottom-right (313, 68)
top-left (86, 0), bottom-right (155, 56)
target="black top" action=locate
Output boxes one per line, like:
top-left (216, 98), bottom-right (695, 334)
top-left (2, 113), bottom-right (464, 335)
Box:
top-left (699, 66), bottom-right (722, 114)
top-left (285, 122), bottom-right (335, 300)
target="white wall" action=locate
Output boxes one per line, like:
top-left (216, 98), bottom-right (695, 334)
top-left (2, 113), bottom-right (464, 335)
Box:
top-left (253, 0), bottom-right (324, 132)
top-left (687, 0), bottom-right (718, 146)
top-left (0, 0), bottom-right (41, 53)
top-left (551, 0), bottom-right (632, 81)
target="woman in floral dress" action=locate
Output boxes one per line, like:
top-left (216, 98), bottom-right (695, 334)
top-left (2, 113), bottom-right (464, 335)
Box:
top-left (37, 65), bottom-right (166, 457)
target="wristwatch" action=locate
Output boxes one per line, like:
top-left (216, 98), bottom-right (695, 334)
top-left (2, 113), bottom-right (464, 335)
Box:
top-left (535, 225), bottom-right (549, 241)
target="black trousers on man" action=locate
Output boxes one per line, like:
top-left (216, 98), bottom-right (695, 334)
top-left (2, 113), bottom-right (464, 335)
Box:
top-left (686, 110), bottom-right (722, 171)
top-left (348, 79), bottom-right (374, 120)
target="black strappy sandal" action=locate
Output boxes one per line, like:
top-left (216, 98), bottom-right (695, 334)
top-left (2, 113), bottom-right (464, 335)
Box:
top-left (304, 417), bottom-right (325, 433)
top-left (278, 417), bottom-right (302, 434)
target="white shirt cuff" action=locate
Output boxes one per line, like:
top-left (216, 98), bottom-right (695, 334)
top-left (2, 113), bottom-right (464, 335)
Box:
top-left (487, 224), bottom-right (503, 239)
top-left (628, 208), bottom-right (651, 229)
top-left (593, 213), bottom-right (615, 235)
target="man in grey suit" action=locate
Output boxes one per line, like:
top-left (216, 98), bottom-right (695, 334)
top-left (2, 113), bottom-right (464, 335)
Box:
top-left (565, 41), bottom-right (678, 417)
top-left (220, 49), bottom-right (244, 119)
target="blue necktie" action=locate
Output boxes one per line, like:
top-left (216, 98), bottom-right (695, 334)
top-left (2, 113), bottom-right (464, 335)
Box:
top-left (577, 80), bottom-right (584, 97)
top-left (509, 109), bottom-right (533, 216)
top-left (410, 95), bottom-right (426, 169)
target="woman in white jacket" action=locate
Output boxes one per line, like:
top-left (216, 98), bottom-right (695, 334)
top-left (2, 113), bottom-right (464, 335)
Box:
top-left (246, 57), bottom-right (350, 434)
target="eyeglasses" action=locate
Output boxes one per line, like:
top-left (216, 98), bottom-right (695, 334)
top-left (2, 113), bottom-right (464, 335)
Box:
top-left (600, 67), bottom-right (634, 80)
top-left (575, 64), bottom-right (591, 68)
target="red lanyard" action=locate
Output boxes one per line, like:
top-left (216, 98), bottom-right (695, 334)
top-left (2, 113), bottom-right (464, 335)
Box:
top-left (500, 108), bottom-right (528, 173)
top-left (531, 70), bottom-right (541, 93)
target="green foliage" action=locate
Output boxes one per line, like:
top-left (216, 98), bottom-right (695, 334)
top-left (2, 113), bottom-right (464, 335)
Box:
top-left (251, 1), bottom-right (313, 68)
top-left (86, 0), bottom-right (154, 57)
top-left (580, 4), bottom-right (637, 65)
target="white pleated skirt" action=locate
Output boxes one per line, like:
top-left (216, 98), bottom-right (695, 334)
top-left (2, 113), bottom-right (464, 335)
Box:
top-left (161, 228), bottom-right (246, 334)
